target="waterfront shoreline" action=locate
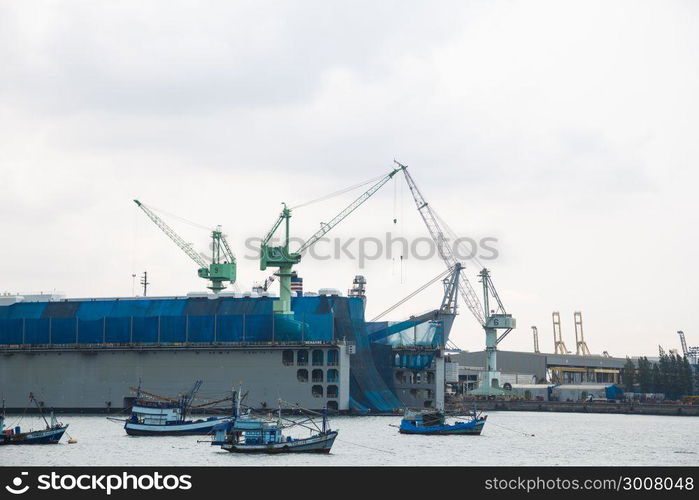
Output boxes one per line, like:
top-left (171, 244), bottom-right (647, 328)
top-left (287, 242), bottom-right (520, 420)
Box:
top-left (449, 399), bottom-right (699, 416)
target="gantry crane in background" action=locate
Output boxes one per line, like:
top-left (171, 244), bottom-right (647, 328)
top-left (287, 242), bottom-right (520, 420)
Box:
top-left (552, 311), bottom-right (569, 354)
top-left (134, 200), bottom-right (236, 293)
top-left (260, 164), bottom-right (406, 317)
top-left (398, 161), bottom-right (515, 395)
top-left (573, 311), bottom-right (591, 355)
top-left (531, 326), bottom-right (540, 354)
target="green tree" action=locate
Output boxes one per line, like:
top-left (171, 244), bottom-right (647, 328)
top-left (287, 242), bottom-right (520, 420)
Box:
top-left (658, 354), bottom-right (670, 396)
top-left (651, 363), bottom-right (661, 393)
top-left (622, 358), bottom-right (636, 392)
top-left (680, 356), bottom-right (694, 395)
top-left (637, 357), bottom-right (653, 393)
top-left (669, 355), bottom-right (680, 398)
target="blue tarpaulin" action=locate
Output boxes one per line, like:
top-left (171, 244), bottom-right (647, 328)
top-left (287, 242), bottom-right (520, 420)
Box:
top-left (0, 295), bottom-right (405, 412)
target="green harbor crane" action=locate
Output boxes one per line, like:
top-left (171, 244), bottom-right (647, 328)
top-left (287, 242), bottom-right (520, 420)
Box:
top-left (134, 200), bottom-right (236, 293)
top-left (260, 164), bottom-right (406, 317)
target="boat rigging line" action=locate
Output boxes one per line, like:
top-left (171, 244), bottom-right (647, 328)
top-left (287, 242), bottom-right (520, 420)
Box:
top-left (485, 420), bottom-right (535, 437)
top-left (335, 437), bottom-right (395, 455)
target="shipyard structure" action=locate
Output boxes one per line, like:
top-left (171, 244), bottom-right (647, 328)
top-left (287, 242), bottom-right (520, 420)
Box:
top-left (0, 164), bottom-right (504, 413)
top-left (0, 284), bottom-right (452, 413)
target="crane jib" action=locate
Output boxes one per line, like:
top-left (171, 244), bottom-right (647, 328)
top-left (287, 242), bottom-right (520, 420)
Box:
top-left (399, 168), bottom-right (486, 327)
top-left (297, 165), bottom-right (406, 254)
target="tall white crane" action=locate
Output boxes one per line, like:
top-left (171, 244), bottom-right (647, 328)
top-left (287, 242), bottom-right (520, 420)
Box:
top-left (678, 330), bottom-right (699, 364)
top-left (399, 163), bottom-right (484, 326)
top-left (399, 161), bottom-right (515, 395)
top-left (678, 330), bottom-right (688, 356)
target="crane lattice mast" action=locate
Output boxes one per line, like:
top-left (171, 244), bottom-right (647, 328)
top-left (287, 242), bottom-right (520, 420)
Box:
top-left (573, 311), bottom-right (591, 356)
top-left (260, 164), bottom-right (406, 316)
top-left (134, 200), bottom-right (236, 293)
top-left (398, 162), bottom-right (485, 326)
top-left (399, 162), bottom-right (514, 394)
top-left (532, 326), bottom-right (540, 354)
top-left (552, 311), bottom-right (569, 354)
top-left (678, 330), bottom-right (688, 357)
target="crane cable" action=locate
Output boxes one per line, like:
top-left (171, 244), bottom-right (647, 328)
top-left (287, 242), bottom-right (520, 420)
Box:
top-left (433, 208), bottom-right (486, 270)
top-left (370, 266), bottom-right (452, 322)
top-left (290, 174), bottom-right (385, 210)
top-left (142, 202), bottom-right (214, 232)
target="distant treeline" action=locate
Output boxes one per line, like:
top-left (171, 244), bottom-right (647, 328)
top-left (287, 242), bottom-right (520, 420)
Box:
top-left (622, 354), bottom-right (697, 399)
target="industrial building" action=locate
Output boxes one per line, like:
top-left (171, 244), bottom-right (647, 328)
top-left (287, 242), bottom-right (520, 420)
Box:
top-left (449, 350), bottom-right (626, 389)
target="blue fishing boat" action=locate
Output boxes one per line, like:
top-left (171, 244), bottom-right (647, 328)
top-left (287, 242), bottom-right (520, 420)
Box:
top-left (398, 408), bottom-right (487, 435)
top-left (0, 395), bottom-right (68, 445)
top-left (211, 392), bottom-right (337, 454)
top-left (110, 381), bottom-right (234, 436)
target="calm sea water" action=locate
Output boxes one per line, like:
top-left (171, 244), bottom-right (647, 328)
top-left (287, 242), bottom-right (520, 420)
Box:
top-left (2, 412), bottom-right (697, 466)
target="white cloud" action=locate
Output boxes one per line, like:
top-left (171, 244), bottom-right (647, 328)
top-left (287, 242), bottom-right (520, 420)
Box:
top-left (0, 0), bottom-right (697, 355)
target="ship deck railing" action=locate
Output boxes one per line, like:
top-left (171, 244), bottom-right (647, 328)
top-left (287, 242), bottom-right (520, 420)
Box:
top-left (0, 340), bottom-right (355, 353)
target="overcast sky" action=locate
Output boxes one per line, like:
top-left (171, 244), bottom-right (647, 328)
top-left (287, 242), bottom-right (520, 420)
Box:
top-left (1, 0), bottom-right (697, 356)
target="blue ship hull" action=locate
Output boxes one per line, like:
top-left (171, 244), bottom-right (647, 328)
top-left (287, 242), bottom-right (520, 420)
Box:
top-left (399, 417), bottom-right (486, 435)
top-left (0, 425), bottom-right (68, 445)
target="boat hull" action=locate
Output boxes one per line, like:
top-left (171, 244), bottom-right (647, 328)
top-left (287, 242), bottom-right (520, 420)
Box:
top-left (399, 417), bottom-right (486, 435)
top-left (0, 425), bottom-right (68, 445)
top-left (222, 431), bottom-right (338, 454)
top-left (125, 417), bottom-right (231, 436)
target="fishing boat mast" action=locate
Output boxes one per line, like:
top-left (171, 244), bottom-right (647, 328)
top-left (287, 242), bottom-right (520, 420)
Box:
top-left (235, 384), bottom-right (242, 418)
top-left (180, 380), bottom-right (203, 419)
top-left (29, 393), bottom-right (51, 429)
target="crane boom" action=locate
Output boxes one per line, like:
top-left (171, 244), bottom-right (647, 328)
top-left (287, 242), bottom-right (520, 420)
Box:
top-left (298, 165), bottom-right (406, 253)
top-left (399, 163), bottom-right (485, 326)
top-left (219, 233), bottom-right (236, 264)
top-left (134, 200), bottom-right (208, 269)
top-left (134, 200), bottom-right (237, 293)
top-left (678, 330), bottom-right (688, 357)
top-left (260, 165), bottom-right (404, 316)
top-left (399, 161), bottom-right (515, 394)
